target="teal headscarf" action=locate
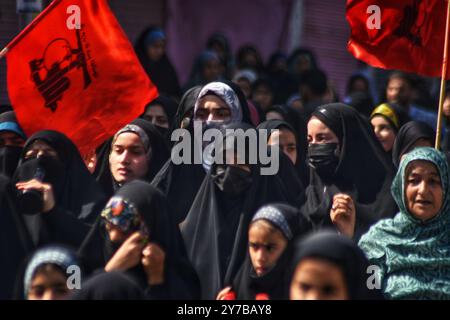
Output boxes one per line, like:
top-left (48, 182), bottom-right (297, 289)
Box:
top-left (359, 147), bottom-right (450, 300)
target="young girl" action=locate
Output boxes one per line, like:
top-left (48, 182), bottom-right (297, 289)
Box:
top-left (217, 203), bottom-right (312, 300)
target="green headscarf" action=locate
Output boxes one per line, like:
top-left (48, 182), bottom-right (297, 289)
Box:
top-left (359, 147), bottom-right (450, 300)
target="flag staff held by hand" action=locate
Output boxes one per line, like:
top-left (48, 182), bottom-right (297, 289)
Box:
top-left (436, 0), bottom-right (450, 149)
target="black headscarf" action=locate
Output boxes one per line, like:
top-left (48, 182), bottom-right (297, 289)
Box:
top-left (392, 121), bottom-right (435, 168)
top-left (180, 124), bottom-right (301, 299)
top-left (257, 118), bottom-right (309, 186)
top-left (70, 271), bottom-right (145, 300)
top-left (0, 175), bottom-right (34, 299)
top-left (78, 180), bottom-right (200, 299)
top-left (94, 118), bottom-right (170, 198)
top-left (171, 86), bottom-right (202, 132)
top-left (151, 81), bottom-right (253, 224)
top-left (231, 203), bottom-right (312, 300)
top-left (301, 103), bottom-right (397, 240)
top-left (0, 111), bottom-right (26, 178)
top-left (290, 231), bottom-right (383, 300)
top-left (13, 130), bottom-right (106, 247)
top-left (141, 95), bottom-right (178, 139)
top-left (134, 27), bottom-right (181, 99)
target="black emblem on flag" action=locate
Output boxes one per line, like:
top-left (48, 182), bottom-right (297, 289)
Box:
top-left (394, 0), bottom-right (428, 47)
top-left (29, 29), bottom-right (91, 112)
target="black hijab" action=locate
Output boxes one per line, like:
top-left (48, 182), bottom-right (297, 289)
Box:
top-left (0, 111), bottom-right (26, 178)
top-left (134, 27), bottom-right (181, 99)
top-left (141, 95), bottom-right (178, 139)
top-left (78, 180), bottom-right (200, 299)
top-left (171, 86), bottom-right (202, 132)
top-left (301, 103), bottom-right (397, 239)
top-left (180, 125), bottom-right (300, 299)
top-left (232, 203), bottom-right (312, 300)
top-left (290, 231), bottom-right (383, 300)
top-left (151, 81), bottom-right (253, 224)
top-left (70, 271), bottom-right (145, 300)
top-left (94, 118), bottom-right (170, 198)
top-left (257, 118), bottom-right (309, 186)
top-left (13, 130), bottom-right (106, 247)
top-left (392, 121), bottom-right (435, 168)
top-left (0, 175), bottom-right (33, 299)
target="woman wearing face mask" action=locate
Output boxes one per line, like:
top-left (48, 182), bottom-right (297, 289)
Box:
top-left (303, 103), bottom-right (397, 240)
top-left (79, 180), bottom-right (200, 299)
top-left (217, 203), bottom-right (312, 300)
top-left (181, 124), bottom-right (301, 299)
top-left (359, 147), bottom-right (450, 299)
top-left (93, 118), bottom-right (170, 198)
top-left (152, 81), bottom-right (253, 225)
top-left (0, 111), bottom-right (27, 178)
top-left (290, 231), bottom-right (382, 300)
top-left (19, 245), bottom-right (80, 300)
top-left (13, 131), bottom-right (106, 247)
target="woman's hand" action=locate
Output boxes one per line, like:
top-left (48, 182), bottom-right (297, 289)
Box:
top-left (141, 243), bottom-right (166, 285)
top-left (216, 286), bottom-right (233, 300)
top-left (330, 193), bottom-right (356, 238)
top-left (16, 179), bottom-right (55, 213)
top-left (105, 232), bottom-right (146, 272)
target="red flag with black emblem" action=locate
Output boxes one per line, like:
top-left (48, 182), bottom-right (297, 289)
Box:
top-left (4, 0), bottom-right (158, 156)
top-left (346, 0), bottom-right (450, 79)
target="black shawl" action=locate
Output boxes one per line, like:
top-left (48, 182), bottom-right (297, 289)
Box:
top-left (13, 130), bottom-right (106, 247)
top-left (78, 180), bottom-right (200, 299)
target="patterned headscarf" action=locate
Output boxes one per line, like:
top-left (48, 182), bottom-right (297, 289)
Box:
top-left (359, 147), bottom-right (450, 299)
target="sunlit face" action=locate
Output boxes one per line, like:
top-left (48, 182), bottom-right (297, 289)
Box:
top-left (290, 258), bottom-right (349, 300)
top-left (268, 128), bottom-right (297, 165)
top-left (24, 140), bottom-right (59, 160)
top-left (443, 94), bottom-right (450, 117)
top-left (252, 86), bottom-right (273, 112)
top-left (146, 39), bottom-right (165, 61)
top-left (143, 104), bottom-right (169, 128)
top-left (405, 160), bottom-right (443, 221)
top-left (0, 131), bottom-right (25, 147)
top-left (195, 95), bottom-right (231, 122)
top-left (371, 116), bottom-right (396, 152)
top-left (28, 265), bottom-right (69, 300)
top-left (248, 220), bottom-right (288, 276)
top-left (386, 77), bottom-right (411, 106)
top-left (109, 132), bottom-right (149, 184)
top-left (307, 116), bottom-right (339, 145)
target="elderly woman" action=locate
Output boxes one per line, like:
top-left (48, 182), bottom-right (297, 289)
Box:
top-left (359, 147), bottom-right (450, 299)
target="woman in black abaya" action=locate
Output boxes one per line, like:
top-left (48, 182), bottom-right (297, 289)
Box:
top-left (181, 124), bottom-right (302, 299)
top-left (302, 103), bottom-right (397, 240)
top-left (13, 131), bottom-right (106, 248)
top-left (78, 180), bottom-right (200, 300)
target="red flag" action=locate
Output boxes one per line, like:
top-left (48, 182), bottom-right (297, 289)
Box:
top-left (6, 0), bottom-right (158, 155)
top-left (347, 0), bottom-right (450, 79)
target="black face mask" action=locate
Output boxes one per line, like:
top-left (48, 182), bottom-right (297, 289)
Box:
top-left (15, 156), bottom-right (65, 192)
top-left (307, 143), bottom-right (340, 179)
top-left (155, 125), bottom-right (169, 138)
top-left (212, 165), bottom-right (253, 196)
top-left (0, 146), bottom-right (22, 178)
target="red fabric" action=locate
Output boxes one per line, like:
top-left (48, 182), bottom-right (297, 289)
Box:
top-left (7, 0), bottom-right (157, 156)
top-left (347, 0), bottom-right (450, 79)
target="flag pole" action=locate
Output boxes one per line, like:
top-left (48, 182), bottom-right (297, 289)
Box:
top-left (436, 0), bottom-right (450, 149)
top-left (0, 0), bottom-right (63, 60)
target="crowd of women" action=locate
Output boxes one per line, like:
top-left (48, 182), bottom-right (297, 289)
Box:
top-left (1, 27), bottom-right (450, 300)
